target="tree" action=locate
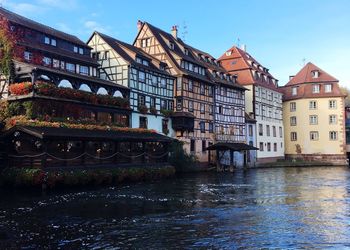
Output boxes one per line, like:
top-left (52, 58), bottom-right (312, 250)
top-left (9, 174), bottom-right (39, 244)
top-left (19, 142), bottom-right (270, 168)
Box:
top-left (340, 86), bottom-right (350, 107)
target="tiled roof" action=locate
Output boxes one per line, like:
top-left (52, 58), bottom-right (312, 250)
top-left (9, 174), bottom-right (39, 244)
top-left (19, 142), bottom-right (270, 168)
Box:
top-left (218, 46), bottom-right (282, 93)
top-left (94, 32), bottom-right (172, 76)
top-left (280, 62), bottom-right (345, 101)
top-left (285, 62), bottom-right (338, 86)
top-left (0, 7), bottom-right (88, 47)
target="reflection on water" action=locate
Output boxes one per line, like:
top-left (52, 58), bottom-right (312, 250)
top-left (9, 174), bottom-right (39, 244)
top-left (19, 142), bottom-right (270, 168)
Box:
top-left (1, 167), bottom-right (350, 249)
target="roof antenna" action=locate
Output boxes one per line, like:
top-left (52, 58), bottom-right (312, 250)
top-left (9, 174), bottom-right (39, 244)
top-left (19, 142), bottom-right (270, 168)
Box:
top-left (237, 38), bottom-right (240, 47)
top-left (181, 21), bottom-right (188, 42)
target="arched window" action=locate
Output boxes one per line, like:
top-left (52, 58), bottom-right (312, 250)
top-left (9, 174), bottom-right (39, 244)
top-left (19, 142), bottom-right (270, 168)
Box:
top-left (97, 87), bottom-right (108, 95)
top-left (79, 84), bottom-right (92, 92)
top-left (58, 79), bottom-right (73, 89)
top-left (113, 90), bottom-right (123, 97)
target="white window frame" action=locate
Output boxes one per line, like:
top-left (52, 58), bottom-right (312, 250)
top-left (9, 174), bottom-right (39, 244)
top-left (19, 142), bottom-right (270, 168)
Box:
top-left (310, 131), bottom-right (319, 141)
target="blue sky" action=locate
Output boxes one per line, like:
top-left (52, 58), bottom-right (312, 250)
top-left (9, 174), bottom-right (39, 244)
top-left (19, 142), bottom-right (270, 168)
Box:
top-left (1, 0), bottom-right (350, 87)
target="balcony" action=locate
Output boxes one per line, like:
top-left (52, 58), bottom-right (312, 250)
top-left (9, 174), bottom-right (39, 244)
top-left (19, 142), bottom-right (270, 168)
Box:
top-left (171, 112), bottom-right (194, 132)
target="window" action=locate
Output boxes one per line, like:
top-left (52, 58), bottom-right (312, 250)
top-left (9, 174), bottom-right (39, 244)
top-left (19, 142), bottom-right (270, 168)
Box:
top-left (139, 117), bottom-right (147, 129)
top-left (248, 125), bottom-right (253, 136)
top-left (267, 143), bottom-right (271, 152)
top-left (312, 70), bottom-right (319, 78)
top-left (168, 100), bottom-right (174, 111)
top-left (325, 84), bottom-right (332, 93)
top-left (150, 97), bottom-right (156, 108)
top-left (202, 140), bottom-right (206, 152)
top-left (42, 56), bottom-right (51, 66)
top-left (258, 124), bottom-right (263, 136)
top-left (79, 48), bottom-right (84, 55)
top-left (141, 38), bottom-right (150, 47)
top-left (272, 126), bottom-right (276, 137)
top-left (44, 36), bottom-right (50, 44)
top-left (190, 139), bottom-right (195, 153)
top-left (329, 131), bottom-right (337, 140)
top-left (279, 127), bottom-right (282, 138)
top-left (199, 121), bottom-right (205, 133)
top-left (169, 42), bottom-right (174, 50)
top-left (209, 105), bottom-right (213, 115)
top-left (273, 143), bottom-right (277, 152)
top-left (290, 102), bottom-right (296, 112)
top-left (266, 125), bottom-right (270, 136)
top-left (208, 86), bottom-right (213, 96)
top-left (24, 51), bottom-right (32, 61)
top-left (184, 48), bottom-right (189, 55)
top-left (176, 98), bottom-right (182, 111)
top-left (209, 123), bottom-right (213, 133)
top-left (309, 101), bottom-right (317, 109)
top-left (200, 83), bottom-right (205, 94)
top-left (161, 99), bottom-right (167, 110)
top-left (290, 116), bottom-right (297, 126)
top-left (188, 80), bottom-right (193, 91)
top-left (291, 132), bottom-right (297, 141)
top-left (259, 142), bottom-right (264, 151)
top-left (160, 78), bottom-right (166, 88)
top-left (188, 101), bottom-right (194, 112)
top-left (53, 59), bottom-right (59, 68)
top-left (200, 103), bottom-right (205, 114)
top-left (138, 94), bottom-right (145, 106)
top-left (309, 115), bottom-right (318, 125)
top-left (66, 63), bottom-right (75, 72)
top-left (73, 46), bottom-right (78, 53)
top-left (329, 100), bottom-right (337, 109)
top-left (138, 71), bottom-right (145, 82)
top-left (60, 61), bottom-right (65, 70)
top-left (292, 87), bottom-right (297, 96)
top-left (312, 84), bottom-right (320, 93)
top-left (218, 106), bottom-right (222, 114)
top-left (51, 39), bottom-right (56, 46)
top-left (329, 115), bottom-right (337, 124)
top-left (79, 66), bottom-right (89, 75)
top-left (162, 119), bottom-right (168, 134)
top-left (310, 131), bottom-right (319, 141)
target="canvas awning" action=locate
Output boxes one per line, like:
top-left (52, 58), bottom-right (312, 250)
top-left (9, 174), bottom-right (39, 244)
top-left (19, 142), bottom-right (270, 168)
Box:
top-left (206, 142), bottom-right (258, 151)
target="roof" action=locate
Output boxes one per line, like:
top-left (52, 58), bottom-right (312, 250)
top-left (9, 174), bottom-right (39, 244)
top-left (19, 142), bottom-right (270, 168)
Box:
top-left (280, 62), bottom-right (345, 101)
top-left (0, 7), bottom-right (88, 48)
top-left (14, 60), bottom-right (129, 90)
top-left (135, 22), bottom-right (242, 89)
top-left (286, 62), bottom-right (338, 86)
top-left (91, 32), bottom-right (172, 76)
top-left (206, 142), bottom-right (258, 151)
top-left (218, 46), bottom-right (282, 93)
top-left (1, 126), bottom-right (174, 142)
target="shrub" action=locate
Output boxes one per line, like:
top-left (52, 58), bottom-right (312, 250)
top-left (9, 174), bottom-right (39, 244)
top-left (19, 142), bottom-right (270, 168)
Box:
top-left (160, 109), bottom-right (173, 118)
top-left (7, 101), bottom-right (24, 116)
top-left (150, 107), bottom-right (157, 115)
top-left (168, 140), bottom-right (197, 171)
top-left (138, 104), bottom-right (148, 114)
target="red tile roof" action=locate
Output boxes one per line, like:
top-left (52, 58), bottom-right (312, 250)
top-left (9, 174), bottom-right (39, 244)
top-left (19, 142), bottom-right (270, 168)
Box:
top-left (218, 46), bottom-right (281, 93)
top-left (280, 62), bottom-right (345, 101)
top-left (285, 62), bottom-right (338, 86)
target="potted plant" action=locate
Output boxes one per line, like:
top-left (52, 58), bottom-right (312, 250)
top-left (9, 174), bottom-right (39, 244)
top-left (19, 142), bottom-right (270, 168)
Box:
top-left (160, 109), bottom-right (173, 118)
top-left (150, 107), bottom-right (157, 115)
top-left (138, 104), bottom-right (148, 114)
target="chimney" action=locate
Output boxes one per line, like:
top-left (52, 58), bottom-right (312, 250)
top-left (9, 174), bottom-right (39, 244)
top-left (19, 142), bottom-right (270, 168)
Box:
top-left (240, 44), bottom-right (246, 51)
top-left (171, 25), bottom-right (178, 39)
top-left (137, 20), bottom-right (143, 32)
top-left (289, 75), bottom-right (294, 80)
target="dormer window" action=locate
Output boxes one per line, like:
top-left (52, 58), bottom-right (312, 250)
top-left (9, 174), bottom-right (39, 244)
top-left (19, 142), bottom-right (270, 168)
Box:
top-left (292, 87), bottom-right (298, 96)
top-left (44, 36), bottom-right (56, 46)
top-left (184, 48), bottom-right (189, 55)
top-left (225, 51), bottom-right (232, 56)
top-left (51, 39), bottom-right (56, 46)
top-left (79, 48), bottom-right (84, 55)
top-left (325, 84), bottom-right (332, 93)
top-left (74, 46), bottom-right (78, 53)
top-left (169, 42), bottom-right (174, 50)
top-left (44, 36), bottom-right (50, 44)
top-left (160, 64), bottom-right (165, 70)
top-left (312, 70), bottom-right (319, 78)
top-left (312, 84), bottom-right (320, 93)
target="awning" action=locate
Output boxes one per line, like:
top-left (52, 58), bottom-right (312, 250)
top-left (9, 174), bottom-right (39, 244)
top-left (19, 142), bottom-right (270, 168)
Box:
top-left (1, 126), bottom-right (174, 142)
top-left (206, 142), bottom-right (259, 151)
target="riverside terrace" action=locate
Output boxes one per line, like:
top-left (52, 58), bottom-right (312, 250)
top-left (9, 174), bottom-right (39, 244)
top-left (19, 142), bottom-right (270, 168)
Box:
top-left (0, 125), bottom-right (174, 169)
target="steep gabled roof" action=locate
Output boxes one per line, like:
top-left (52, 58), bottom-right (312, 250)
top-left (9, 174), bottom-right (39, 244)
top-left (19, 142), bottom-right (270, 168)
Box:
top-left (0, 7), bottom-right (88, 47)
top-left (135, 22), bottom-right (243, 89)
top-left (218, 45), bottom-right (281, 93)
top-left (286, 62), bottom-right (338, 86)
top-left (92, 31), bottom-right (171, 75)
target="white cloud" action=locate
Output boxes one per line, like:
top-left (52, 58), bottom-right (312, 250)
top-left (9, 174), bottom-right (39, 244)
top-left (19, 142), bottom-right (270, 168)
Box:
top-left (84, 20), bottom-right (107, 33)
top-left (8, 2), bottom-right (46, 16)
top-left (36, 0), bottom-right (78, 10)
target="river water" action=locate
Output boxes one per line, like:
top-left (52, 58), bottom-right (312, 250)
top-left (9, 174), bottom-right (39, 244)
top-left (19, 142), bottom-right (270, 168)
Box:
top-left (1, 166), bottom-right (350, 249)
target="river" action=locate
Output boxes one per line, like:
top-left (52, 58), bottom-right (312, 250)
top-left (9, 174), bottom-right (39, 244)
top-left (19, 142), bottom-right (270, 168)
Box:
top-left (1, 166), bottom-right (350, 249)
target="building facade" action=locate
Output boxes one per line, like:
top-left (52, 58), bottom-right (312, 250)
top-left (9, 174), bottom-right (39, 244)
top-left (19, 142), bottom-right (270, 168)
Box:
top-left (280, 62), bottom-right (347, 165)
top-left (87, 32), bottom-right (175, 135)
top-left (133, 22), bottom-right (248, 167)
top-left (219, 45), bottom-right (284, 163)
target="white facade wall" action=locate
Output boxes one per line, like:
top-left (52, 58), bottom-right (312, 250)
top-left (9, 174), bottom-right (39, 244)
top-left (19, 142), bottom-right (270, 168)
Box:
top-left (131, 112), bottom-right (174, 136)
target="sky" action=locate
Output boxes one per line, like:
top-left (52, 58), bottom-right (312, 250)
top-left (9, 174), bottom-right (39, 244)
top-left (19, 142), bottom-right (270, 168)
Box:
top-left (1, 0), bottom-right (350, 87)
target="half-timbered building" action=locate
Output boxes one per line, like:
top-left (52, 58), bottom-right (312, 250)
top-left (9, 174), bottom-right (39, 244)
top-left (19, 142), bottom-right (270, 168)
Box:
top-left (134, 22), bottom-right (252, 167)
top-left (0, 8), bottom-right (174, 168)
top-left (87, 32), bottom-right (175, 135)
